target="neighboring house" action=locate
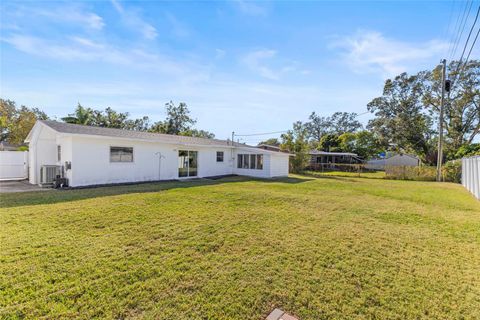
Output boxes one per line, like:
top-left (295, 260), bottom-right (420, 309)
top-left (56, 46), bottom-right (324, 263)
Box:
top-left (25, 120), bottom-right (290, 187)
top-left (257, 144), bottom-right (282, 152)
top-left (309, 150), bottom-right (363, 164)
top-left (0, 141), bottom-right (25, 151)
top-left (366, 153), bottom-right (420, 170)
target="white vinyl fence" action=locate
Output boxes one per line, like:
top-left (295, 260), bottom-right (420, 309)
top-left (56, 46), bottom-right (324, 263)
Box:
top-left (0, 151), bottom-right (29, 180)
top-left (462, 156), bottom-right (480, 200)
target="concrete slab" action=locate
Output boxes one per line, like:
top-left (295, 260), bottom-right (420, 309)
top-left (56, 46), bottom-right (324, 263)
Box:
top-left (266, 309), bottom-right (285, 320)
top-left (0, 180), bottom-right (49, 193)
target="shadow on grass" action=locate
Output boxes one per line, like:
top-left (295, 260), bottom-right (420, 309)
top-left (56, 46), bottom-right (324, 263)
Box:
top-left (0, 175), bottom-right (312, 209)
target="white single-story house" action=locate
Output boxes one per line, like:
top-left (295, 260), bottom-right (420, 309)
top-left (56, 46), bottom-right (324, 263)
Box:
top-left (25, 120), bottom-right (290, 187)
top-left (365, 153), bottom-right (421, 170)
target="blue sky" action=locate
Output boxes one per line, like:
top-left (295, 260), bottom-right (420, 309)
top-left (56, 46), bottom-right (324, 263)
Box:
top-left (0, 0), bottom-right (475, 143)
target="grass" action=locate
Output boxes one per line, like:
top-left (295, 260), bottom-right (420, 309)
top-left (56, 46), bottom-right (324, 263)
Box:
top-left (304, 170), bottom-right (386, 179)
top-left (1, 175), bottom-right (480, 319)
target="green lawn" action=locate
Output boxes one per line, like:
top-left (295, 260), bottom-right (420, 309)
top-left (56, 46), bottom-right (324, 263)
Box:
top-left (1, 176), bottom-right (480, 319)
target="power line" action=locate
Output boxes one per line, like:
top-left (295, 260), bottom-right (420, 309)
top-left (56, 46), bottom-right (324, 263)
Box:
top-left (451, 4), bottom-right (480, 88)
top-left (234, 130), bottom-right (289, 137)
top-left (449, 0), bottom-right (474, 60)
top-left (463, 22), bottom-right (480, 68)
top-left (446, 0), bottom-right (462, 58)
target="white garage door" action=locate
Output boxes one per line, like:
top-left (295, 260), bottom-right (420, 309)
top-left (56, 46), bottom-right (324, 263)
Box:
top-left (0, 151), bottom-right (28, 180)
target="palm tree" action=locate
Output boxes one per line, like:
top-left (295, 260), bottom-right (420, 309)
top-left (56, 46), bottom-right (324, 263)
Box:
top-left (61, 104), bottom-right (94, 125)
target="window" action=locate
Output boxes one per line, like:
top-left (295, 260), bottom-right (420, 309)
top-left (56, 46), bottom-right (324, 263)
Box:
top-left (256, 154), bottom-right (263, 169)
top-left (216, 151), bottom-right (224, 162)
top-left (179, 150), bottom-right (198, 177)
top-left (237, 154), bottom-right (263, 170)
top-left (110, 147), bottom-right (133, 162)
top-left (57, 145), bottom-right (61, 162)
top-left (237, 154), bottom-right (243, 169)
top-left (250, 154), bottom-right (256, 169)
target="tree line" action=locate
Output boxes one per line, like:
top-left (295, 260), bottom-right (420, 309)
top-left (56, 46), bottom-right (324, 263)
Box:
top-left (0, 100), bottom-right (215, 145)
top-left (1, 60), bottom-right (478, 165)
top-left (276, 60), bottom-right (480, 172)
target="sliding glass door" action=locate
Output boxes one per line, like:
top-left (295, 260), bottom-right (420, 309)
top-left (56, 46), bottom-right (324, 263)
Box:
top-left (178, 150), bottom-right (198, 177)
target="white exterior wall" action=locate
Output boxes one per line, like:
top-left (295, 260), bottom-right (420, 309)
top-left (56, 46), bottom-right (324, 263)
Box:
top-left (68, 136), bottom-right (236, 187)
top-left (27, 123), bottom-right (290, 187)
top-left (233, 148), bottom-right (271, 178)
top-left (28, 125), bottom-right (58, 184)
top-left (462, 156), bottom-right (480, 200)
top-left (269, 154), bottom-right (289, 177)
top-left (0, 151), bottom-right (28, 180)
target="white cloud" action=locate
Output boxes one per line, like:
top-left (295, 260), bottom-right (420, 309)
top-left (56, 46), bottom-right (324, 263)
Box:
top-left (330, 30), bottom-right (449, 77)
top-left (243, 49), bottom-right (280, 80)
top-left (110, 0), bottom-right (157, 40)
top-left (15, 5), bottom-right (105, 30)
top-left (233, 0), bottom-right (268, 16)
top-left (242, 49), bottom-right (310, 80)
top-left (1, 34), bottom-right (208, 79)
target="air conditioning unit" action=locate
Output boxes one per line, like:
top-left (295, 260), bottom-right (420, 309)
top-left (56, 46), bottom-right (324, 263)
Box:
top-left (40, 165), bottom-right (62, 186)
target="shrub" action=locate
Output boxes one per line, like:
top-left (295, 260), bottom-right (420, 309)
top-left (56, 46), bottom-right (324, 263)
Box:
top-left (442, 160), bottom-right (461, 183)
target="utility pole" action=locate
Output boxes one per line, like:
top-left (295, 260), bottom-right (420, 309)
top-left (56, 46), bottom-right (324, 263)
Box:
top-left (436, 59), bottom-right (447, 182)
top-left (231, 131), bottom-right (235, 145)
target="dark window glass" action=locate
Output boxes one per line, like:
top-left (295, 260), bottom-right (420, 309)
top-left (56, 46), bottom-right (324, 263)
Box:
top-left (57, 145), bottom-right (61, 162)
top-left (243, 154), bottom-right (250, 168)
top-left (237, 155), bottom-right (243, 168)
top-left (110, 147), bottom-right (133, 162)
top-left (216, 151), bottom-right (224, 162)
top-left (256, 155), bottom-right (263, 170)
top-left (250, 154), bottom-right (256, 169)
top-left (178, 150), bottom-right (198, 177)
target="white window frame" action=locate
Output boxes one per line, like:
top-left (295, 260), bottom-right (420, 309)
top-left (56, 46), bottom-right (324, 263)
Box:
top-left (237, 154), bottom-right (264, 170)
top-left (216, 151), bottom-right (224, 162)
top-left (110, 146), bottom-right (134, 163)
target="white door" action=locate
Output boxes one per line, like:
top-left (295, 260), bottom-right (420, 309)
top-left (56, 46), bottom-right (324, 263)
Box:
top-left (0, 151), bottom-right (28, 180)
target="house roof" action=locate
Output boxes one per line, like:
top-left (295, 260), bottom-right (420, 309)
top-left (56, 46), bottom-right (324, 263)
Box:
top-left (30, 121), bottom-right (289, 156)
top-left (309, 150), bottom-right (358, 157)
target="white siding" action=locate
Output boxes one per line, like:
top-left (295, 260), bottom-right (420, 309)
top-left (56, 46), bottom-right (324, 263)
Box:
top-left (29, 125), bottom-right (58, 184)
top-left (233, 149), bottom-right (271, 178)
top-left (462, 156), bottom-right (480, 200)
top-left (26, 122), bottom-right (290, 187)
top-left (0, 151), bottom-right (28, 180)
top-left (269, 154), bottom-right (289, 177)
top-left (68, 137), bottom-right (236, 187)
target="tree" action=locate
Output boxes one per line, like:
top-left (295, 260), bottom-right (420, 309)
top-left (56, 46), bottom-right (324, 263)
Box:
top-left (422, 60), bottom-right (480, 159)
top-left (318, 133), bottom-right (341, 152)
top-left (338, 130), bottom-right (382, 159)
top-left (62, 104), bottom-right (94, 125)
top-left (305, 111), bottom-right (362, 142)
top-left (367, 72), bottom-right (434, 160)
top-left (329, 112), bottom-right (362, 134)
top-left (0, 99), bottom-right (48, 145)
top-left (151, 101), bottom-right (196, 135)
top-left (94, 107), bottom-right (129, 128)
top-left (280, 121), bottom-right (309, 173)
top-left (124, 116), bottom-right (151, 131)
top-left (258, 138), bottom-right (280, 146)
top-left (306, 112), bottom-right (331, 141)
top-left (180, 129), bottom-right (215, 139)
top-left (454, 143), bottom-right (480, 158)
